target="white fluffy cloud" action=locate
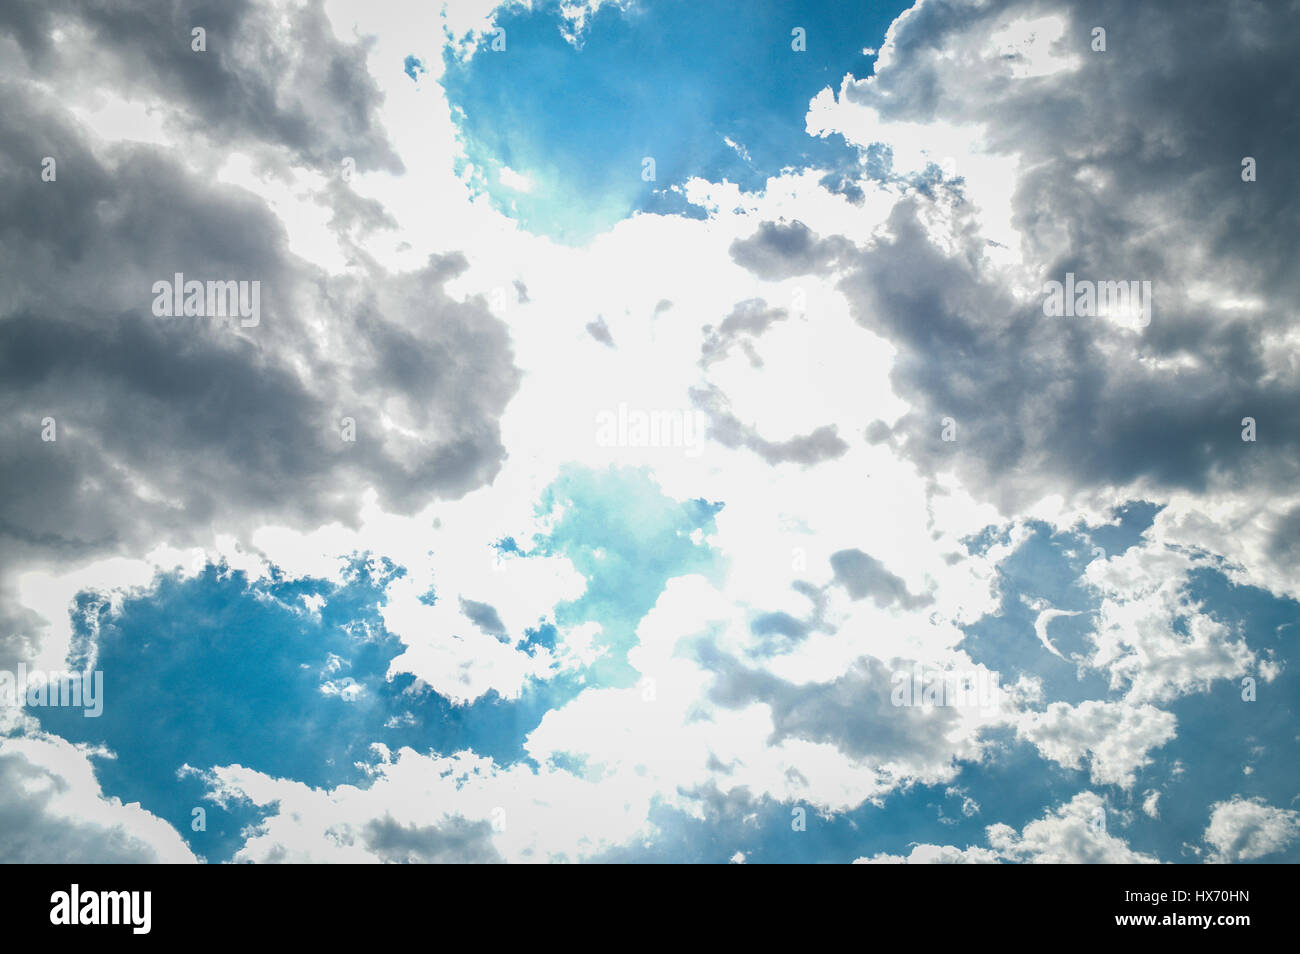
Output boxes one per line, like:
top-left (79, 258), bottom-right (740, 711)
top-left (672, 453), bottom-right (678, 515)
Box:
top-left (1084, 543), bottom-right (1267, 704)
top-left (857, 791), bottom-right (1160, 864)
top-left (1202, 797), bottom-right (1300, 863)
top-left (1015, 700), bottom-right (1176, 788)
top-left (987, 792), bottom-right (1160, 864)
top-left (855, 843), bottom-right (1000, 864)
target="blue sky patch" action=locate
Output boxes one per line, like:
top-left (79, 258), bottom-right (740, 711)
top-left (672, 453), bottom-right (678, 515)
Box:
top-left (439, 0), bottom-right (910, 243)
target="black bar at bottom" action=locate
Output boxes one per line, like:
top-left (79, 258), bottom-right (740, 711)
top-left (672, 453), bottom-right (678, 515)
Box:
top-left (7, 864), bottom-right (1282, 941)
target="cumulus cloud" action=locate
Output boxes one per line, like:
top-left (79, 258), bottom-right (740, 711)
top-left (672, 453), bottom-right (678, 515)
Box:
top-left (1015, 700), bottom-right (1176, 788)
top-left (1203, 797), bottom-right (1300, 863)
top-left (987, 792), bottom-right (1161, 864)
top-left (858, 791), bottom-right (1162, 863)
top-left (0, 86), bottom-right (519, 670)
top-left (1083, 543), bottom-right (1264, 703)
top-left (4, 0), bottom-right (402, 173)
top-left (803, 0), bottom-right (1300, 522)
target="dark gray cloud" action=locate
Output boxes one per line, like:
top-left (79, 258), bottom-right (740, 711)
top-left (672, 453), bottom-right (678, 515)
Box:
top-left (0, 752), bottom-right (176, 862)
top-left (363, 814), bottom-right (502, 864)
top-left (0, 52), bottom-right (518, 666)
top-left (1, 0), bottom-right (402, 175)
top-left (702, 650), bottom-right (975, 771)
top-left (729, 220), bottom-right (853, 280)
top-left (691, 383), bottom-right (850, 466)
top-left (700, 298), bottom-right (786, 368)
top-left (459, 598), bottom-right (508, 642)
top-left (317, 177), bottom-right (399, 238)
top-left (787, 0), bottom-right (1300, 512)
top-left (585, 315), bottom-right (614, 347)
top-left (0, 3), bottom-right (520, 864)
top-left (1266, 505), bottom-right (1300, 565)
top-left (830, 548), bottom-right (932, 609)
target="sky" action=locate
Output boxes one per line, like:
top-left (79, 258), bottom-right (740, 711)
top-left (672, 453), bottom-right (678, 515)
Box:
top-left (1, 0), bottom-right (1298, 864)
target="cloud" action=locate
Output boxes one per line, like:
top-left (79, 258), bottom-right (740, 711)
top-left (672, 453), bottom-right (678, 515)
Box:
top-left (1015, 700), bottom-right (1176, 788)
top-left (363, 814), bottom-right (502, 863)
top-left (700, 299), bottom-right (788, 368)
top-left (1203, 797), bottom-right (1300, 863)
top-left (987, 791), bottom-right (1161, 863)
top-left (6, 0), bottom-right (402, 174)
top-left (859, 791), bottom-right (1163, 863)
top-left (691, 383), bottom-right (851, 466)
top-left (186, 746), bottom-right (661, 863)
top-left (1, 0), bottom-right (1293, 866)
top-left (1083, 543), bottom-right (1263, 703)
top-left (855, 843), bottom-right (1000, 864)
top-left (0, 90), bottom-right (520, 667)
top-left (829, 548), bottom-right (932, 609)
top-left (729, 220), bottom-right (853, 280)
top-left (0, 728), bottom-right (196, 863)
top-left (585, 315), bottom-right (615, 347)
top-left (521, 575), bottom-right (1007, 817)
top-left (800, 0), bottom-right (1300, 520)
